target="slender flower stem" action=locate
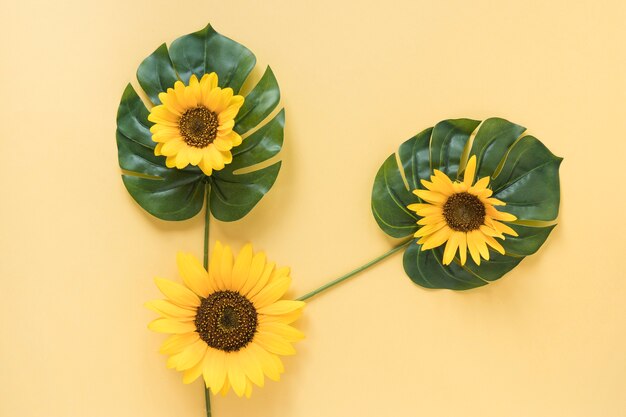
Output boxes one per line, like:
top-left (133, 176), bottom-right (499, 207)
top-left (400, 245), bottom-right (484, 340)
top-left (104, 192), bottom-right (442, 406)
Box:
top-left (203, 183), bottom-right (212, 417)
top-left (296, 239), bottom-right (413, 302)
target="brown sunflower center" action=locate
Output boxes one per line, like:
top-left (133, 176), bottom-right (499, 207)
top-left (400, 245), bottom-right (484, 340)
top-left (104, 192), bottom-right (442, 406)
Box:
top-left (195, 290), bottom-right (258, 352)
top-left (179, 106), bottom-right (218, 148)
top-left (443, 192), bottom-right (486, 232)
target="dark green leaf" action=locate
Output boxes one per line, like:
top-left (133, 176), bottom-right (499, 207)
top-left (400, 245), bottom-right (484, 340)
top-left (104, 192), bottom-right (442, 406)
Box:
top-left (208, 110), bottom-right (285, 221)
top-left (460, 251), bottom-right (523, 282)
top-left (466, 117), bottom-right (526, 180)
top-left (371, 154), bottom-right (419, 238)
top-left (116, 84), bottom-right (153, 148)
top-left (403, 242), bottom-right (488, 290)
top-left (169, 23), bottom-right (256, 93)
top-left (210, 163), bottom-right (281, 222)
top-left (501, 224), bottom-right (556, 256)
top-left (430, 118), bottom-right (480, 177)
top-left (234, 67), bottom-right (280, 135)
top-left (397, 128), bottom-right (432, 193)
top-left (136, 43), bottom-right (179, 105)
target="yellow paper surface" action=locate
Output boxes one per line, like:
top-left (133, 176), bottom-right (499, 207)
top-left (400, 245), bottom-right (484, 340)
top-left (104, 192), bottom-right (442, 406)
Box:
top-left (1, 0), bottom-right (625, 415)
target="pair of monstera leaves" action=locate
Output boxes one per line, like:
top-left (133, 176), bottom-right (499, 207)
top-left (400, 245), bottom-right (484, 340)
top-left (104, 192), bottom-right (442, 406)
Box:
top-left (117, 24), bottom-right (562, 290)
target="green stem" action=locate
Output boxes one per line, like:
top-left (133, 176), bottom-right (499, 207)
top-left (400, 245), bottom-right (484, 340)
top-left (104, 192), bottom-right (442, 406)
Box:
top-left (296, 239), bottom-right (412, 302)
top-left (203, 183), bottom-right (212, 417)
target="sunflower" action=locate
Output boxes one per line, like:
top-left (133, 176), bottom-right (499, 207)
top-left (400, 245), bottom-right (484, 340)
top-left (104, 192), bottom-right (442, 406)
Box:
top-left (407, 155), bottom-right (518, 266)
top-left (147, 73), bottom-right (244, 176)
top-left (146, 242), bottom-right (305, 398)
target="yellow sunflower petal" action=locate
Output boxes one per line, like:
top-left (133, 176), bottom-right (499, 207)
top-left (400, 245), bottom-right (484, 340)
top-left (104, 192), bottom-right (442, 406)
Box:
top-left (188, 74), bottom-right (201, 104)
top-left (175, 147), bottom-right (191, 169)
top-left (480, 224), bottom-right (504, 238)
top-left (487, 207), bottom-right (517, 222)
top-left (220, 149), bottom-right (233, 164)
top-left (238, 347), bottom-right (265, 387)
top-left (428, 172), bottom-right (455, 195)
top-left (246, 261), bottom-right (276, 299)
top-left (213, 137), bottom-right (233, 152)
top-left (490, 220), bottom-right (519, 237)
top-left (473, 230), bottom-right (490, 261)
top-left (452, 182), bottom-right (468, 193)
top-left (247, 342), bottom-right (281, 381)
top-left (258, 322), bottom-right (305, 342)
top-left (217, 130), bottom-right (243, 147)
top-left (433, 169), bottom-right (456, 189)
top-left (183, 356), bottom-right (205, 384)
top-left (214, 88), bottom-right (234, 114)
top-left (228, 95), bottom-right (244, 110)
top-left (158, 90), bottom-right (185, 115)
top-left (218, 104), bottom-right (241, 124)
top-left (187, 147), bottom-right (203, 166)
top-left (154, 278), bottom-right (200, 308)
top-left (148, 318), bottom-right (196, 334)
top-left (154, 142), bottom-right (164, 156)
top-left (200, 73), bottom-right (219, 102)
top-left (470, 176), bottom-right (490, 193)
top-left (219, 379), bottom-right (231, 396)
top-left (198, 157), bottom-right (213, 176)
top-left (457, 232), bottom-right (468, 265)
top-left (165, 156), bottom-right (177, 168)
top-left (244, 379), bottom-right (253, 398)
top-left (464, 155), bottom-right (477, 187)
top-left (204, 348), bottom-right (227, 395)
top-left (466, 230), bottom-right (482, 265)
top-left (484, 234), bottom-right (506, 254)
top-left (257, 300), bottom-right (305, 316)
top-left (220, 245), bottom-right (234, 290)
top-left (407, 203), bottom-right (443, 217)
top-left (251, 274), bottom-right (291, 309)
top-left (259, 309), bottom-right (303, 324)
top-left (204, 87), bottom-right (223, 112)
top-left (217, 119), bottom-right (235, 133)
top-left (254, 331), bottom-right (296, 355)
top-left (209, 241), bottom-right (226, 290)
top-left (414, 221), bottom-right (447, 238)
top-left (442, 232), bottom-right (461, 265)
top-left (159, 332), bottom-right (200, 355)
top-left (145, 299), bottom-right (196, 320)
top-left (475, 188), bottom-right (493, 198)
top-left (232, 243), bottom-right (253, 292)
top-left (484, 197), bottom-right (506, 206)
top-left (206, 145), bottom-right (226, 170)
top-left (174, 339), bottom-right (207, 371)
top-left (240, 251), bottom-right (267, 296)
top-left (182, 82), bottom-right (198, 109)
top-left (149, 105), bottom-right (180, 124)
top-left (160, 138), bottom-right (186, 156)
top-left (414, 189), bottom-right (447, 205)
top-left (173, 80), bottom-right (188, 108)
top-left (420, 226), bottom-right (453, 250)
top-left (227, 354), bottom-right (247, 397)
top-left (176, 252), bottom-right (212, 297)
top-left (417, 215), bottom-right (445, 226)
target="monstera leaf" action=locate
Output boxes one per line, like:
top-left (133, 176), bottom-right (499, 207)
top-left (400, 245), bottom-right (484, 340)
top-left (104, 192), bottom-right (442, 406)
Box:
top-left (372, 118), bottom-right (562, 290)
top-left (116, 24), bottom-right (283, 221)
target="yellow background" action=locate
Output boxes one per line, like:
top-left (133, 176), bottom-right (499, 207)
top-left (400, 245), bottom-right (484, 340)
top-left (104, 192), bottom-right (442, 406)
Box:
top-left (2, 0), bottom-right (625, 416)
